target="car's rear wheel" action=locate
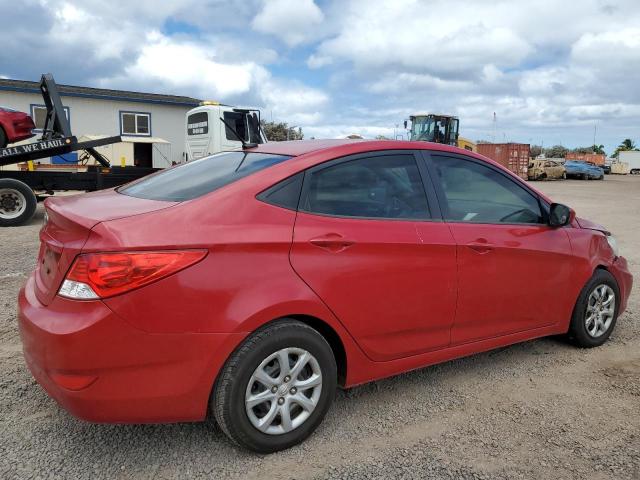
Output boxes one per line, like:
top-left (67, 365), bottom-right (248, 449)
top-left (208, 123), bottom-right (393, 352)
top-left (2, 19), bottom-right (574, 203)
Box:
top-left (567, 270), bottom-right (620, 348)
top-left (213, 319), bottom-right (337, 453)
top-left (0, 179), bottom-right (37, 227)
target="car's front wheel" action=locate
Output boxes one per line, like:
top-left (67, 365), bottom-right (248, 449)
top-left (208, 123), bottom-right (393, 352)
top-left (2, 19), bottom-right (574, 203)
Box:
top-left (213, 319), bottom-right (337, 453)
top-left (568, 270), bottom-right (620, 348)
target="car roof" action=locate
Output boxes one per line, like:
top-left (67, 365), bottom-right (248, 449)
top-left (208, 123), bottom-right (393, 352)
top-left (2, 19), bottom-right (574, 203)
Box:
top-left (246, 139), bottom-right (367, 156)
top-left (216, 139), bottom-right (556, 206)
top-left (243, 139), bottom-right (477, 158)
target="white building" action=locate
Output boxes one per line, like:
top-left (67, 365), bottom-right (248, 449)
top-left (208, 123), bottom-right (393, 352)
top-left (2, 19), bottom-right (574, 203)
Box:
top-left (0, 78), bottom-right (200, 168)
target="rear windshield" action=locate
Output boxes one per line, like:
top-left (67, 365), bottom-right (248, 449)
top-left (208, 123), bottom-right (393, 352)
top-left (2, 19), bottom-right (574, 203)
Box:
top-left (119, 151), bottom-right (291, 201)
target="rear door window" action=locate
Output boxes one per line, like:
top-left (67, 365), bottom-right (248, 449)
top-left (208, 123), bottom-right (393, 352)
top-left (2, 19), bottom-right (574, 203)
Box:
top-left (300, 154), bottom-right (431, 220)
top-left (120, 152), bottom-right (291, 201)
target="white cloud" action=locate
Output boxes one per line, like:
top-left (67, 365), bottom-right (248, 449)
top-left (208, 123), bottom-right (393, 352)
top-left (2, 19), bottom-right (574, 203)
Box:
top-left (309, 0), bottom-right (533, 76)
top-left (118, 32), bottom-right (264, 98)
top-left (100, 31), bottom-right (329, 128)
top-left (259, 79), bottom-right (329, 124)
top-left (252, 0), bottom-right (324, 46)
top-left (3, 0), bottom-right (640, 150)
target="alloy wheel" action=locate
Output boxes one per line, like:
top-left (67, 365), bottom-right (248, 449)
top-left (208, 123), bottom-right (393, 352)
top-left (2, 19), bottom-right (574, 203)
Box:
top-left (245, 347), bottom-right (322, 435)
top-left (585, 284), bottom-right (615, 338)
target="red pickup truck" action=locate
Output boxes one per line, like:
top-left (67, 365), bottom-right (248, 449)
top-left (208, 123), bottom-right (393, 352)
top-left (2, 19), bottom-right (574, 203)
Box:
top-left (0, 106), bottom-right (35, 148)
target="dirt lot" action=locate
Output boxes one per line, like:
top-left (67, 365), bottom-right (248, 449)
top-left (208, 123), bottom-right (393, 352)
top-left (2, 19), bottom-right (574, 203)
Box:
top-left (1, 176), bottom-right (638, 480)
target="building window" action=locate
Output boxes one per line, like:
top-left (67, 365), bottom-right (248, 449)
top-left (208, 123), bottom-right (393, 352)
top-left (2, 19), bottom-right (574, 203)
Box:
top-left (120, 111), bottom-right (151, 136)
top-left (30, 104), bottom-right (70, 131)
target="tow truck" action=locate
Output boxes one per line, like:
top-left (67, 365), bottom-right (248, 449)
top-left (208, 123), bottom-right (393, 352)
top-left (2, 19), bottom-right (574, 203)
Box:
top-left (0, 75), bottom-right (268, 227)
top-left (0, 74), bottom-right (161, 226)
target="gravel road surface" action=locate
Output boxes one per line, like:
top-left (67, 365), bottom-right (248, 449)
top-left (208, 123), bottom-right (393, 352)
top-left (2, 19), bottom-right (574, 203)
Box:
top-left (1, 176), bottom-right (638, 479)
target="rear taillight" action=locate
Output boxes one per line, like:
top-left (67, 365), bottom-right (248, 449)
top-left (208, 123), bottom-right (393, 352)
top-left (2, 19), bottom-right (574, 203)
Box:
top-left (58, 250), bottom-right (207, 300)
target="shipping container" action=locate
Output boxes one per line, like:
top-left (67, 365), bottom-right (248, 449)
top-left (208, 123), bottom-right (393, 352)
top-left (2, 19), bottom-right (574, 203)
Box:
top-left (477, 143), bottom-right (530, 179)
top-left (564, 152), bottom-right (605, 165)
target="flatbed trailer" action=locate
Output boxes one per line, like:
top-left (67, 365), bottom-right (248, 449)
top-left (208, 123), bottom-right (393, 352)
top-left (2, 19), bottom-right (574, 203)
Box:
top-left (0, 74), bottom-right (158, 226)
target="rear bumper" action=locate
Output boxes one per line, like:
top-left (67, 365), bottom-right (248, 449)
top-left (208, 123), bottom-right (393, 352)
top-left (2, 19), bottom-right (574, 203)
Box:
top-left (610, 256), bottom-right (633, 315)
top-left (18, 274), bottom-right (246, 423)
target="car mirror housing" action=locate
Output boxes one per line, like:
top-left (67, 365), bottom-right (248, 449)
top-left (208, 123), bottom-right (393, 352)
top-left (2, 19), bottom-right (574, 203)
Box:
top-left (549, 203), bottom-right (572, 227)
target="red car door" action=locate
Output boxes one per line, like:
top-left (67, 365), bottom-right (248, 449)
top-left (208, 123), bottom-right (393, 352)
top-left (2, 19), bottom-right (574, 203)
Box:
top-left (426, 153), bottom-right (574, 344)
top-left (290, 151), bottom-right (457, 361)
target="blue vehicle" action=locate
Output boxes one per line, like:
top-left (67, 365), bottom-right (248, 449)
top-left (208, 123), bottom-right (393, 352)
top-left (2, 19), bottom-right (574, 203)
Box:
top-left (564, 160), bottom-right (604, 180)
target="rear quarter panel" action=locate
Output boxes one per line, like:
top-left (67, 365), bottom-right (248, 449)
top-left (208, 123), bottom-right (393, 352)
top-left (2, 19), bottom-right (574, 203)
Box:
top-left (88, 187), bottom-right (369, 383)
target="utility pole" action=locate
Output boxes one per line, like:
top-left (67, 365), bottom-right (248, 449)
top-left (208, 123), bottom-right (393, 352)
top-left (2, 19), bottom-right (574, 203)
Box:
top-left (492, 112), bottom-right (497, 143)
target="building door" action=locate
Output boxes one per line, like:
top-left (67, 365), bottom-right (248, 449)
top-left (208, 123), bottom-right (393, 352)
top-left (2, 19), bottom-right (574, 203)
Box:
top-left (133, 143), bottom-right (153, 168)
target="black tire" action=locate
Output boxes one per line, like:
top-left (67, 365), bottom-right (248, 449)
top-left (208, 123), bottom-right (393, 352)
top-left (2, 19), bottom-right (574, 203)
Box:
top-left (567, 270), bottom-right (620, 348)
top-left (0, 179), bottom-right (37, 227)
top-left (213, 319), bottom-right (337, 453)
top-left (0, 126), bottom-right (6, 148)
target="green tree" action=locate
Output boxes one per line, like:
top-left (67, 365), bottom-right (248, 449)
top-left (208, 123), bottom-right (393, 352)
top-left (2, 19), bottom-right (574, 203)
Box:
top-left (612, 138), bottom-right (638, 158)
top-left (571, 145), bottom-right (606, 156)
top-left (544, 145), bottom-right (569, 158)
top-left (572, 147), bottom-right (594, 154)
top-left (260, 121), bottom-right (303, 141)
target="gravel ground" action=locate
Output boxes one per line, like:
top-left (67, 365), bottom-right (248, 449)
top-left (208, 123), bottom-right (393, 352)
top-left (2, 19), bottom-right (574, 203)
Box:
top-left (1, 176), bottom-right (639, 480)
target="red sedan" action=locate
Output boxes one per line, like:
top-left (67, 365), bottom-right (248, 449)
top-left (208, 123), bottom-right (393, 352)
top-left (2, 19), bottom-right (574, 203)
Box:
top-left (18, 140), bottom-right (632, 452)
top-left (0, 106), bottom-right (35, 148)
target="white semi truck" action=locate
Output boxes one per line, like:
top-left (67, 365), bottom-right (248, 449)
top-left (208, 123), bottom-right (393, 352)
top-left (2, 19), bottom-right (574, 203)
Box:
top-left (185, 102), bottom-right (267, 161)
top-left (619, 150), bottom-right (640, 174)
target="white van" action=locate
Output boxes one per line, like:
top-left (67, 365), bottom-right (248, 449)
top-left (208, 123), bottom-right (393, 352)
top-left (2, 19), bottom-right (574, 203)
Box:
top-left (185, 103), bottom-right (267, 161)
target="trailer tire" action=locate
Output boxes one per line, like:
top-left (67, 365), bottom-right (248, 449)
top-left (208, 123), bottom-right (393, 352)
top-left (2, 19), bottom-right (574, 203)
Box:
top-left (0, 179), bottom-right (37, 227)
top-left (0, 126), bottom-right (7, 148)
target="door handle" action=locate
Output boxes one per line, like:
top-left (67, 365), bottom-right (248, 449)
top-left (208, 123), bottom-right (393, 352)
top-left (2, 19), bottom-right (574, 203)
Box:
top-left (309, 234), bottom-right (355, 252)
top-left (466, 239), bottom-right (494, 254)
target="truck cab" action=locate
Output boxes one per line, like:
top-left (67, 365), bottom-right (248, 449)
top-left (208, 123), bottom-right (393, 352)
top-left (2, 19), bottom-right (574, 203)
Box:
top-left (185, 103), bottom-right (266, 161)
top-left (406, 114), bottom-right (459, 146)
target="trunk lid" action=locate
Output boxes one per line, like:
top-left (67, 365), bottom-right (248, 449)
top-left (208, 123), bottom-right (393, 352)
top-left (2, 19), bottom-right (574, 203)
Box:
top-left (35, 189), bottom-right (177, 305)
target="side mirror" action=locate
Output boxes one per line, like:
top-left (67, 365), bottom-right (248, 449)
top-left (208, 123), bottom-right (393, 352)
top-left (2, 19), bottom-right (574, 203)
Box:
top-left (549, 203), bottom-right (571, 227)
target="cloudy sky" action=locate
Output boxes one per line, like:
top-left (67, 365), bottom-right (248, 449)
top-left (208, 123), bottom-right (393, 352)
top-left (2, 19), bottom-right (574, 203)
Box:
top-left (1, 0), bottom-right (639, 152)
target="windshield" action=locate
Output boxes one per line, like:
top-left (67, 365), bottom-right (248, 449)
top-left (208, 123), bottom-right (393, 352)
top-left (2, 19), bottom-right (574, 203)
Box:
top-left (223, 111), bottom-right (265, 144)
top-left (410, 116), bottom-right (457, 145)
top-left (410, 117), bottom-right (435, 141)
top-left (119, 152), bottom-right (291, 201)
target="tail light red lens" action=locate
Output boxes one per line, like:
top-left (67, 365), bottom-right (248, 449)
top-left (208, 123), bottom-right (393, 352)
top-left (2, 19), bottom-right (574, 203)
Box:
top-left (59, 250), bottom-right (207, 299)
